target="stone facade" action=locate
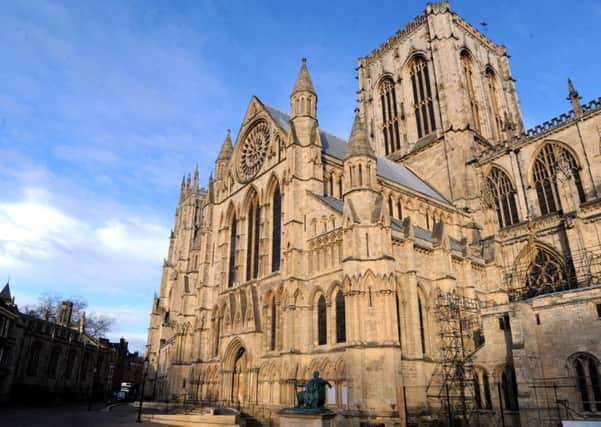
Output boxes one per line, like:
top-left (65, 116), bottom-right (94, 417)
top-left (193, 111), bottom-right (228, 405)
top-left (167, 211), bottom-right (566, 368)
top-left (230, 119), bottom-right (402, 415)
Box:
top-left (145, 2), bottom-right (601, 425)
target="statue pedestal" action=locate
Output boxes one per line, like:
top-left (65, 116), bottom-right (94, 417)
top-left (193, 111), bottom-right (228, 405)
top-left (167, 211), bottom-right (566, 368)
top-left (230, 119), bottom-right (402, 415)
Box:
top-left (278, 409), bottom-right (336, 427)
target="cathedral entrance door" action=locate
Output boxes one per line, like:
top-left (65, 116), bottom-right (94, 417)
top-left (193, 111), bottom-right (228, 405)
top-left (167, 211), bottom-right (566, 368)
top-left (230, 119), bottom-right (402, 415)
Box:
top-left (231, 347), bottom-right (248, 405)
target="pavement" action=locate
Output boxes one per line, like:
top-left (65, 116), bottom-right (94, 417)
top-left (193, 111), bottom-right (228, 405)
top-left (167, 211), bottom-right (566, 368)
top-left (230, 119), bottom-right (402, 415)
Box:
top-left (1, 403), bottom-right (168, 427)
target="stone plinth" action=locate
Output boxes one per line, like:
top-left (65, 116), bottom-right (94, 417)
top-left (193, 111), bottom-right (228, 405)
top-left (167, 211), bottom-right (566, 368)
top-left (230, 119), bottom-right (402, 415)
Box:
top-left (278, 409), bottom-right (336, 427)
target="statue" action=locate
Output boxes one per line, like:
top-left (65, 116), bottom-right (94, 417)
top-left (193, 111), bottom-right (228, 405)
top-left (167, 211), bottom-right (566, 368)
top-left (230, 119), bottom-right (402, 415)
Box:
top-left (296, 371), bottom-right (332, 409)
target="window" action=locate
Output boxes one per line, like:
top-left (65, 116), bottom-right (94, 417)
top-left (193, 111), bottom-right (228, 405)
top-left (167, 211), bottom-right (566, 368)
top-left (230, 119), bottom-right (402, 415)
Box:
top-left (486, 167), bottom-right (519, 228)
top-left (533, 143), bottom-right (586, 215)
top-left (27, 341), bottom-right (42, 376)
top-left (228, 215), bottom-right (237, 287)
top-left (335, 291), bottom-right (346, 343)
top-left (571, 353), bottom-right (601, 412)
top-left (397, 200), bottom-right (403, 219)
top-left (246, 194), bottom-right (261, 281)
top-left (64, 349), bottom-right (76, 379)
top-left (474, 367), bottom-right (493, 410)
top-left (461, 51), bottom-right (481, 133)
top-left (417, 296), bottom-right (426, 354)
top-left (214, 315), bottom-right (221, 357)
top-left (317, 295), bottom-right (327, 345)
top-left (47, 346), bottom-right (61, 379)
top-left (270, 299), bottom-right (277, 351)
top-left (388, 197), bottom-right (394, 217)
top-left (501, 365), bottom-right (519, 411)
top-left (272, 185), bottom-right (282, 273)
top-left (379, 77), bottom-right (401, 155)
top-left (485, 67), bottom-right (502, 140)
top-left (525, 248), bottom-right (570, 298)
top-left (410, 56), bottom-right (437, 138)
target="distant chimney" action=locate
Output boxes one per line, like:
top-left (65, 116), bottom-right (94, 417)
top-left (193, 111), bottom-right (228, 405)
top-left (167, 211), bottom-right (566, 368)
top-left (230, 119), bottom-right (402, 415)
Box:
top-left (57, 301), bottom-right (73, 327)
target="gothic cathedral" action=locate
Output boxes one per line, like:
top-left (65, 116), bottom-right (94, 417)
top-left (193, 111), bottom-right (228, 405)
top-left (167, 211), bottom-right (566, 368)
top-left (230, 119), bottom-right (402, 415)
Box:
top-left (145, 2), bottom-right (601, 426)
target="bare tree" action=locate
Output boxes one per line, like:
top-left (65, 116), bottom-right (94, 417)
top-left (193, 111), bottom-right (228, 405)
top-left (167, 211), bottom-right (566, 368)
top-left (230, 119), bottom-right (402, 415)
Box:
top-left (21, 293), bottom-right (114, 338)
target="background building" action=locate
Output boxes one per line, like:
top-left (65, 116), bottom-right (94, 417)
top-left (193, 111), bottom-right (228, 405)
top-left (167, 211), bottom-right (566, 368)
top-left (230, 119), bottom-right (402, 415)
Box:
top-left (145, 2), bottom-right (601, 426)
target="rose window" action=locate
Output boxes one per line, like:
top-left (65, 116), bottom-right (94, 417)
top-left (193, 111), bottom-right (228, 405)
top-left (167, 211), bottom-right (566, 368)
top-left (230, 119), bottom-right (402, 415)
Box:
top-left (237, 121), bottom-right (270, 182)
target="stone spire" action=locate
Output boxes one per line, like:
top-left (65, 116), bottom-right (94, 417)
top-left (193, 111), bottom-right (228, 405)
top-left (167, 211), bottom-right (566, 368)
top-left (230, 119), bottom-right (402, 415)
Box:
top-left (290, 58), bottom-right (317, 120)
top-left (217, 129), bottom-right (233, 160)
top-left (345, 109), bottom-right (375, 159)
top-left (193, 164), bottom-right (199, 189)
top-left (568, 78), bottom-right (583, 117)
top-left (0, 281), bottom-right (11, 303)
top-left (292, 58), bottom-right (316, 96)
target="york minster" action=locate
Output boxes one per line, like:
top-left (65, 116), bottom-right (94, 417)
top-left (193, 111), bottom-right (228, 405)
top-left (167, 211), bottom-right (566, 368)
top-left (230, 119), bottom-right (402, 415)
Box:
top-left (144, 2), bottom-right (601, 426)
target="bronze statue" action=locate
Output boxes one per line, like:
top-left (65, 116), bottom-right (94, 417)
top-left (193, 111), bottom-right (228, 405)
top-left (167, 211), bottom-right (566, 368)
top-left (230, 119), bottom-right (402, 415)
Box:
top-left (296, 371), bottom-right (332, 409)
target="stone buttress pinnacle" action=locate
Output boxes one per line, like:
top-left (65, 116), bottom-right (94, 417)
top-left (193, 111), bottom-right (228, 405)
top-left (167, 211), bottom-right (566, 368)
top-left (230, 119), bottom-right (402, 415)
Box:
top-left (345, 109), bottom-right (375, 159)
top-left (291, 58), bottom-right (316, 96)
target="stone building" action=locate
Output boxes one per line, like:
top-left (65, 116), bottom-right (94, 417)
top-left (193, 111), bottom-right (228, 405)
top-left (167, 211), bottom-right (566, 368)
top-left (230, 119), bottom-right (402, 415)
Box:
top-left (145, 2), bottom-right (601, 425)
top-left (0, 283), bottom-right (112, 403)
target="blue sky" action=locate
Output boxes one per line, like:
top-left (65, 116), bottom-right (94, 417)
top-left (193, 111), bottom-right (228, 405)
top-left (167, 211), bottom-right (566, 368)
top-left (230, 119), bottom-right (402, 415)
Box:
top-left (0, 0), bottom-right (599, 352)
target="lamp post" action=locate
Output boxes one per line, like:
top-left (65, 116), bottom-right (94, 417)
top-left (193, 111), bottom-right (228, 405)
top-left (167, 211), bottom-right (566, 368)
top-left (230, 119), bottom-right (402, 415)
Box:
top-left (137, 357), bottom-right (149, 423)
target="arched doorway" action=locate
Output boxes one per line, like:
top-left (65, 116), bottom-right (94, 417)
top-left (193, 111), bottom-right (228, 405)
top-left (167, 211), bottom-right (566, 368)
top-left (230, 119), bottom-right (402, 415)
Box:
top-left (231, 346), bottom-right (248, 405)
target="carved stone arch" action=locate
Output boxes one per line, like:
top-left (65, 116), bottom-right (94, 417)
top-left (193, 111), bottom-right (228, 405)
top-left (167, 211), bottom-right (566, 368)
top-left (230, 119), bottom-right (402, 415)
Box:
top-left (334, 357), bottom-right (346, 381)
top-left (484, 64), bottom-right (499, 78)
top-left (327, 281), bottom-right (344, 301)
top-left (309, 286), bottom-right (327, 307)
top-left (266, 173), bottom-right (282, 200)
top-left (320, 358), bottom-right (334, 379)
top-left (222, 337), bottom-right (250, 378)
top-left (293, 287), bottom-right (305, 306)
top-left (403, 51), bottom-right (431, 70)
top-left (242, 185), bottom-right (260, 215)
top-left (308, 358), bottom-right (322, 377)
top-left (567, 352), bottom-right (601, 369)
top-left (224, 201), bottom-right (237, 226)
top-left (361, 269), bottom-right (379, 292)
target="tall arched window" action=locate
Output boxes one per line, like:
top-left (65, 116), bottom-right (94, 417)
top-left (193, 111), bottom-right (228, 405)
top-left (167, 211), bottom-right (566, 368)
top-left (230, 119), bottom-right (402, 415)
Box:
top-left (379, 77), bottom-right (401, 155)
top-left (486, 167), bottom-right (519, 228)
top-left (533, 143), bottom-right (586, 215)
top-left (524, 247), bottom-right (569, 298)
top-left (461, 51), bottom-right (481, 133)
top-left (501, 365), bottom-right (519, 411)
top-left (388, 196), bottom-right (394, 217)
top-left (335, 291), bottom-right (346, 343)
top-left (228, 215), bottom-right (237, 287)
top-left (214, 315), bottom-right (221, 357)
top-left (571, 353), bottom-right (601, 412)
top-left (417, 295), bottom-right (427, 354)
top-left (246, 194), bottom-right (261, 281)
top-left (397, 200), bottom-right (403, 220)
top-left (270, 299), bottom-right (277, 351)
top-left (485, 67), bottom-right (502, 140)
top-left (317, 295), bottom-right (327, 345)
top-left (410, 56), bottom-right (437, 138)
top-left (272, 185), bottom-right (282, 273)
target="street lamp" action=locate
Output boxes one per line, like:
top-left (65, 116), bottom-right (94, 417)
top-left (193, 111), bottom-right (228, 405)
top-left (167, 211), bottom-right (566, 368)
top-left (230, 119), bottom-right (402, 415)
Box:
top-left (137, 357), bottom-right (149, 423)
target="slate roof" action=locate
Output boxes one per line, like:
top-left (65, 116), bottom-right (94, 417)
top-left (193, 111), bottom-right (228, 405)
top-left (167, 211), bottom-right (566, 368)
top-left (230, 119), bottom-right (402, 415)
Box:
top-left (318, 195), bottom-right (344, 213)
top-left (264, 104), bottom-right (449, 204)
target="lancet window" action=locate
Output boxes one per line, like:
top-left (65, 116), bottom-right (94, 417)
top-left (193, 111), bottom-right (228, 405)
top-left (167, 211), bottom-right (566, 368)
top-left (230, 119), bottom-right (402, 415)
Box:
top-left (270, 299), bottom-right (277, 351)
top-left (410, 56), bottom-right (437, 138)
top-left (335, 291), bottom-right (346, 343)
top-left (417, 296), bottom-right (427, 354)
top-left (533, 143), bottom-right (586, 215)
top-left (485, 67), bottom-right (502, 140)
top-left (228, 215), bottom-right (237, 287)
top-left (246, 194), bottom-right (261, 281)
top-left (317, 295), bottom-right (327, 345)
top-left (272, 185), bottom-right (282, 273)
top-left (461, 51), bottom-right (481, 133)
top-left (379, 77), bottom-right (401, 155)
top-left (524, 248), bottom-right (570, 298)
top-left (486, 167), bottom-right (519, 228)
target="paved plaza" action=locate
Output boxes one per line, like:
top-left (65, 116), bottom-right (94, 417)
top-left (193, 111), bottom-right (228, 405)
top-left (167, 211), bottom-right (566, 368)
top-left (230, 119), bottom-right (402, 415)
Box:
top-left (1, 403), bottom-right (165, 427)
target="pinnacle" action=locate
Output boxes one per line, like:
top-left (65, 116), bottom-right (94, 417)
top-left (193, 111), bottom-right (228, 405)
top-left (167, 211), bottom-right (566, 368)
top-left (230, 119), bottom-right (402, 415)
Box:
top-left (345, 108), bottom-right (375, 159)
top-left (217, 129), bottom-right (233, 160)
top-left (291, 58), bottom-right (316, 96)
top-left (0, 282), bottom-right (11, 302)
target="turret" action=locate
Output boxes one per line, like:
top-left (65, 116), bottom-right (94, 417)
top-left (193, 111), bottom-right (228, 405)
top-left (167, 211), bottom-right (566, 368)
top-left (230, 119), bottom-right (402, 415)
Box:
top-left (290, 58), bottom-right (318, 147)
top-left (343, 109), bottom-right (378, 209)
top-left (193, 164), bottom-right (199, 190)
top-left (215, 129), bottom-right (233, 181)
